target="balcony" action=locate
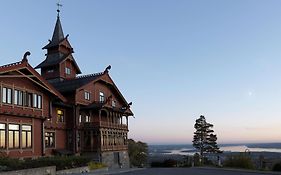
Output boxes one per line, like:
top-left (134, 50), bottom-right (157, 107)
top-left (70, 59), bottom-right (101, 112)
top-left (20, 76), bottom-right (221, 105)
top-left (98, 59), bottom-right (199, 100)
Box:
top-left (82, 121), bottom-right (128, 130)
top-left (82, 145), bottom-right (128, 152)
top-left (101, 145), bottom-right (128, 151)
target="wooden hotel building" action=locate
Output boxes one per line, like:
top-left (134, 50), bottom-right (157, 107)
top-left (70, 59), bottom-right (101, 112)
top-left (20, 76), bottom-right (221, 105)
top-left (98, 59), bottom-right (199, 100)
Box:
top-left (0, 13), bottom-right (133, 168)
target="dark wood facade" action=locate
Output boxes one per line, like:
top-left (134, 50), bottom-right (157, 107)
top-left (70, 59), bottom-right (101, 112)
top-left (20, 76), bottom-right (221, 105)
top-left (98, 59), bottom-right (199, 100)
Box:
top-left (0, 14), bottom-right (133, 166)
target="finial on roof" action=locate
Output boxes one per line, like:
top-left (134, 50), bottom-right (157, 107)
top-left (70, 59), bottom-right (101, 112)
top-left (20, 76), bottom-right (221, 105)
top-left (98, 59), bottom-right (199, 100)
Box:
top-left (121, 102), bottom-right (133, 110)
top-left (56, 1), bottom-right (63, 17)
top-left (22, 51), bottom-right (31, 62)
top-left (104, 65), bottom-right (112, 74)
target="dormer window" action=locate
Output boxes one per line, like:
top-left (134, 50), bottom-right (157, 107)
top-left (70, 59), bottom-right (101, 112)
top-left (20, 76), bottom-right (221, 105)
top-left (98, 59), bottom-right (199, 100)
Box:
top-left (99, 92), bottom-right (105, 102)
top-left (84, 91), bottom-right (90, 100)
top-left (65, 67), bottom-right (71, 75)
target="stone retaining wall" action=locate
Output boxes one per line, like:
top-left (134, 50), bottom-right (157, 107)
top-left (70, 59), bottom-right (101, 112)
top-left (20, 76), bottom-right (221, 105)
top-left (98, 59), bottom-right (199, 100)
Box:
top-left (56, 166), bottom-right (89, 174)
top-left (0, 166), bottom-right (56, 175)
top-left (102, 151), bottom-right (130, 169)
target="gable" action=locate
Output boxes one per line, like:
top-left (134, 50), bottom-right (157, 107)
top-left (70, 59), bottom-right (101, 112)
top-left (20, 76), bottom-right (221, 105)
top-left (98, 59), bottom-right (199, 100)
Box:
top-left (0, 58), bottom-right (66, 102)
top-left (59, 54), bottom-right (81, 74)
top-left (76, 73), bottom-right (133, 115)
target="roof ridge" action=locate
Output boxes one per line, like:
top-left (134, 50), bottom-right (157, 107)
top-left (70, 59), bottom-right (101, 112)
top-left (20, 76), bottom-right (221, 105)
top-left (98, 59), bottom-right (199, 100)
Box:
top-left (76, 72), bottom-right (104, 79)
top-left (0, 60), bottom-right (23, 69)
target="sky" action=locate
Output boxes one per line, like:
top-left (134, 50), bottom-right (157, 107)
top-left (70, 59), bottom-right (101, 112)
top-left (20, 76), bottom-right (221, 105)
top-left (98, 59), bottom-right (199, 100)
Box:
top-left (1, 0), bottom-right (281, 144)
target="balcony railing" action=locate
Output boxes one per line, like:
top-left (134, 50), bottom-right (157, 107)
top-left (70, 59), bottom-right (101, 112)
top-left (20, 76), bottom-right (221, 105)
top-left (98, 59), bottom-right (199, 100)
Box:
top-left (82, 121), bottom-right (128, 130)
top-left (82, 145), bottom-right (128, 152)
top-left (101, 145), bottom-right (128, 151)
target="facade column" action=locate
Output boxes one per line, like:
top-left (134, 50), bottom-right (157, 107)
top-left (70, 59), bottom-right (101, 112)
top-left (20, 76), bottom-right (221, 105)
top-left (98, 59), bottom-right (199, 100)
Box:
top-left (89, 110), bottom-right (93, 122)
top-left (100, 130), bottom-right (102, 149)
top-left (90, 130), bottom-right (94, 151)
top-left (74, 105), bottom-right (80, 153)
top-left (99, 110), bottom-right (101, 123)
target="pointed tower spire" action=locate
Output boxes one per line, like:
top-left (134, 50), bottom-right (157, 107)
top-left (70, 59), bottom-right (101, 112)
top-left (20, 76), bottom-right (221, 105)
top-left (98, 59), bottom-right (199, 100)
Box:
top-left (51, 16), bottom-right (64, 44)
top-left (36, 2), bottom-right (81, 82)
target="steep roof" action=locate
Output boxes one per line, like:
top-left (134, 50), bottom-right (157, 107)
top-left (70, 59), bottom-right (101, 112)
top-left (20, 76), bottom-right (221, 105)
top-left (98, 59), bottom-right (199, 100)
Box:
top-left (43, 16), bottom-right (64, 49)
top-left (0, 52), bottom-right (66, 102)
top-left (36, 16), bottom-right (81, 74)
top-left (51, 72), bottom-right (104, 92)
top-left (35, 52), bottom-right (68, 69)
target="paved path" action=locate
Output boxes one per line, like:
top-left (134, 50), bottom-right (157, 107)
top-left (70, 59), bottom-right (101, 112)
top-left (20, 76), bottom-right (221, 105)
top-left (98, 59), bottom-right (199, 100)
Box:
top-left (105, 167), bottom-right (280, 175)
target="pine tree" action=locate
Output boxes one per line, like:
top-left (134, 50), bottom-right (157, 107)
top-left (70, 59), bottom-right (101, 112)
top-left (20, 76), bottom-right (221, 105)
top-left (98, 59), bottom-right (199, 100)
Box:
top-left (192, 115), bottom-right (221, 159)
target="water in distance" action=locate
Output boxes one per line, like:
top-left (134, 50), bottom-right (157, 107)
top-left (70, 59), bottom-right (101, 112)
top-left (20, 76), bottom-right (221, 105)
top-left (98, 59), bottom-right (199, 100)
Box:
top-left (149, 143), bottom-right (281, 156)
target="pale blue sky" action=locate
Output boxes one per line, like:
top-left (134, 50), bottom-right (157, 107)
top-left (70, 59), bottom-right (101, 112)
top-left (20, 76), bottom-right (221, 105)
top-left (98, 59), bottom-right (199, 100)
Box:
top-left (1, 0), bottom-right (281, 144)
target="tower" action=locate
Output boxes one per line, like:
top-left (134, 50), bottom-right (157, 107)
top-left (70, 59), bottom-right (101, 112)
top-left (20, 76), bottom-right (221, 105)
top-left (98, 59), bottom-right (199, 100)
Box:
top-left (35, 10), bottom-right (81, 83)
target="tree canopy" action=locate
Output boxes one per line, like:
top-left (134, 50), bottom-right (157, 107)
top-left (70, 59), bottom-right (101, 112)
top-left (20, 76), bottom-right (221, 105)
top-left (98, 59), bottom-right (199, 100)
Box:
top-left (192, 115), bottom-right (221, 158)
top-left (128, 139), bottom-right (148, 167)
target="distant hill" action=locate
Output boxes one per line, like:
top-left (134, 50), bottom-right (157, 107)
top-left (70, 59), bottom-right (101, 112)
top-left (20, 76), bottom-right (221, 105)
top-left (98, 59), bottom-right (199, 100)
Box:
top-left (247, 143), bottom-right (281, 149)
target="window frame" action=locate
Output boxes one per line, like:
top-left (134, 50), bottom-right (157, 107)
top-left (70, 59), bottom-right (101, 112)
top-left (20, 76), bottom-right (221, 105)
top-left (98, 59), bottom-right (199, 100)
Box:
top-left (2, 87), bottom-right (12, 104)
top-left (14, 89), bottom-right (23, 106)
top-left (0, 123), bottom-right (6, 149)
top-left (8, 124), bottom-right (20, 149)
top-left (112, 100), bottom-right (116, 107)
top-left (45, 131), bottom-right (55, 148)
top-left (22, 125), bottom-right (32, 149)
top-left (99, 92), bottom-right (105, 102)
top-left (84, 91), bottom-right (90, 101)
top-left (57, 109), bottom-right (65, 123)
top-left (65, 67), bottom-right (71, 75)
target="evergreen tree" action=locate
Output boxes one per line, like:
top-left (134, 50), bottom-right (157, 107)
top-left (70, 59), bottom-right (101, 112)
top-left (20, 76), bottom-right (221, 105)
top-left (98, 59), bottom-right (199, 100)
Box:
top-left (192, 115), bottom-right (221, 159)
top-left (128, 139), bottom-right (148, 167)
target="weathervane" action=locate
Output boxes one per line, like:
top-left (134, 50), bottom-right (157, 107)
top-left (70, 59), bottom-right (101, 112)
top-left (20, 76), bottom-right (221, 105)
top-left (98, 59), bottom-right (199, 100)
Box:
top-left (57, 1), bottom-right (63, 17)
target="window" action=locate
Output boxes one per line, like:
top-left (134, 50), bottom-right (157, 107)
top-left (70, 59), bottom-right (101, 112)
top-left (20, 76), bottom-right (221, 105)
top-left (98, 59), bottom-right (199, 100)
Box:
top-left (85, 115), bottom-right (90, 122)
top-left (37, 95), bottom-right (42, 109)
top-left (57, 109), bottom-right (64, 122)
top-left (45, 132), bottom-right (55, 148)
top-left (25, 92), bottom-right (32, 107)
top-left (32, 94), bottom-right (42, 108)
top-left (84, 91), bottom-right (90, 100)
top-left (99, 92), bottom-right (105, 102)
top-left (33, 94), bottom-right (37, 108)
top-left (8, 124), bottom-right (19, 149)
top-left (79, 115), bottom-right (82, 123)
top-left (2, 87), bottom-right (12, 104)
top-left (65, 67), bottom-right (71, 75)
top-left (22, 125), bottom-right (32, 149)
top-left (47, 69), bottom-right (54, 73)
top-left (0, 124), bottom-right (6, 149)
top-left (2, 87), bottom-right (6, 103)
top-left (112, 100), bottom-right (116, 107)
top-left (14, 90), bottom-right (23, 106)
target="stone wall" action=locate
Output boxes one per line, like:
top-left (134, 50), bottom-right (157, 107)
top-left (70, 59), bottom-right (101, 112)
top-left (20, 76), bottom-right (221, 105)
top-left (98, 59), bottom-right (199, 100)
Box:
top-left (102, 151), bottom-right (130, 169)
top-left (0, 166), bottom-right (56, 175)
top-left (56, 166), bottom-right (89, 174)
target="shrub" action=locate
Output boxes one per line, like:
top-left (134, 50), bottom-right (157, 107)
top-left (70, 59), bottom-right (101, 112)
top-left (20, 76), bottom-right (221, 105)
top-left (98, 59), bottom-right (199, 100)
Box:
top-left (272, 162), bottom-right (281, 171)
top-left (128, 139), bottom-right (148, 167)
top-left (150, 159), bottom-right (178, 167)
top-left (223, 154), bottom-right (254, 169)
top-left (163, 159), bottom-right (177, 167)
top-left (150, 161), bottom-right (164, 167)
top-left (88, 162), bottom-right (107, 170)
top-left (0, 157), bottom-right (24, 171)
